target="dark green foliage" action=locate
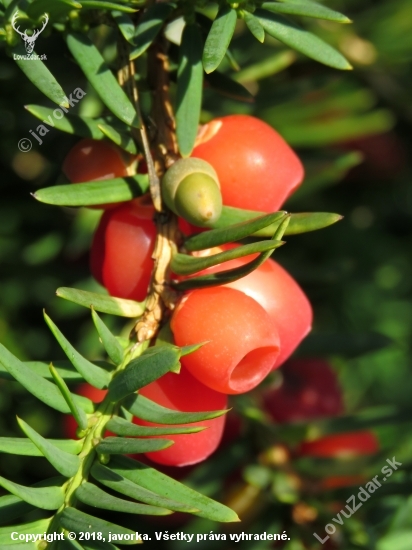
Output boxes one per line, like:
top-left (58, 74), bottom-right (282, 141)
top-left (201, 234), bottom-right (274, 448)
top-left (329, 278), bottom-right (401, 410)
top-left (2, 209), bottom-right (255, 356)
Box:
top-left (96, 436), bottom-right (174, 454)
top-left (209, 206), bottom-right (343, 236)
top-left (0, 518), bottom-right (52, 547)
top-left (243, 11), bottom-right (265, 43)
top-left (107, 346), bottom-right (181, 401)
top-left (75, 482), bottom-right (173, 515)
top-left (176, 22), bottom-right (204, 156)
top-left (255, 9), bottom-right (352, 70)
top-left (0, 344), bottom-right (94, 413)
top-left (131, 2), bottom-right (176, 58)
top-left (34, 176), bottom-right (149, 207)
top-left (44, 311), bottom-right (113, 389)
top-left (172, 239), bottom-right (284, 276)
top-left (25, 105), bottom-right (106, 140)
top-left (260, 1), bottom-right (351, 23)
top-left (0, 439), bottom-right (82, 456)
top-left (91, 462), bottom-right (200, 513)
top-left (110, 455), bottom-right (240, 521)
top-left (91, 309), bottom-right (124, 366)
top-left (0, 477), bottom-right (65, 510)
top-left (173, 214), bottom-right (290, 289)
top-left (49, 363), bottom-right (89, 430)
top-left (106, 416), bottom-right (205, 435)
top-left (97, 122), bottom-right (138, 154)
top-left (125, 393), bottom-right (228, 424)
top-left (12, 43), bottom-right (68, 105)
top-left (66, 32), bottom-right (141, 128)
top-left (17, 417), bottom-right (81, 476)
top-left (183, 211), bottom-right (286, 250)
top-left (27, 0), bottom-right (82, 20)
top-left (0, 303), bottom-right (237, 535)
top-left (55, 288), bottom-right (146, 317)
top-left (203, 4), bottom-right (237, 74)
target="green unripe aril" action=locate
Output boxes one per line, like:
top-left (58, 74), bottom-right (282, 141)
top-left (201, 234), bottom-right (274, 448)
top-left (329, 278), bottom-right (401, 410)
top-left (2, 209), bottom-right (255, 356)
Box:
top-left (162, 158), bottom-right (222, 226)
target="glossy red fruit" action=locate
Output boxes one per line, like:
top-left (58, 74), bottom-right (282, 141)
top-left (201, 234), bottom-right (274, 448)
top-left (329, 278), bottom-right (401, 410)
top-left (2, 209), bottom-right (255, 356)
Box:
top-left (64, 384), bottom-right (107, 439)
top-left (298, 431), bottom-right (379, 459)
top-left (90, 195), bottom-right (156, 301)
top-left (263, 359), bottom-right (343, 423)
top-left (189, 245), bottom-right (312, 369)
top-left (63, 138), bottom-right (137, 209)
top-left (171, 287), bottom-right (280, 394)
top-left (177, 216), bottom-right (203, 237)
top-left (135, 367), bottom-right (227, 466)
top-left (192, 115), bottom-right (304, 213)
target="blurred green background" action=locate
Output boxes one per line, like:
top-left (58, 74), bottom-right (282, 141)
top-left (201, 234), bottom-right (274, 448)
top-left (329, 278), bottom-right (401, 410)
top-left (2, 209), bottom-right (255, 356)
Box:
top-left (1, 0), bottom-right (412, 548)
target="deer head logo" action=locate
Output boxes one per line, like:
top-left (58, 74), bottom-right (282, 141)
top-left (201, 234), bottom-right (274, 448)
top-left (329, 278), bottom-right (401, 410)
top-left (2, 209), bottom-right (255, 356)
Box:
top-left (12, 11), bottom-right (49, 54)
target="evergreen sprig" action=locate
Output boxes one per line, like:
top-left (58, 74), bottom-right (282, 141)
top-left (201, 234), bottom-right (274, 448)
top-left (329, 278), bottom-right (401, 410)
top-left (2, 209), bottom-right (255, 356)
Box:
top-left (0, 304), bottom-right (238, 542)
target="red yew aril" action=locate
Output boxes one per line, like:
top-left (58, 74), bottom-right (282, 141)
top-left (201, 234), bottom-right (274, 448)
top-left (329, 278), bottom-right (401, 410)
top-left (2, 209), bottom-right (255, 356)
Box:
top-left (63, 138), bottom-right (135, 183)
top-left (177, 216), bottom-right (203, 237)
top-left (192, 115), bottom-right (304, 213)
top-left (298, 431), bottom-right (379, 459)
top-left (227, 258), bottom-right (312, 369)
top-left (90, 195), bottom-right (156, 301)
top-left (187, 244), bottom-right (312, 369)
top-left (263, 359), bottom-right (343, 423)
top-left (171, 287), bottom-right (280, 394)
top-left (135, 367), bottom-right (227, 467)
top-left (63, 138), bottom-right (137, 209)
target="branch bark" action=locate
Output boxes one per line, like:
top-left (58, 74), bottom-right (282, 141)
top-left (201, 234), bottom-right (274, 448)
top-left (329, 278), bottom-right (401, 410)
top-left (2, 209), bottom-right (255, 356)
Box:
top-left (117, 34), bottom-right (181, 343)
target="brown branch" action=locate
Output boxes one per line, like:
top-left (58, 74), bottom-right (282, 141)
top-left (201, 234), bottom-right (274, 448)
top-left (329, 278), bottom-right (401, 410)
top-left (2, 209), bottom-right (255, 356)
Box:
top-left (147, 44), bottom-right (180, 171)
top-left (133, 39), bottom-right (182, 342)
top-left (117, 37), bottom-right (161, 210)
top-left (117, 33), bottom-right (181, 343)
